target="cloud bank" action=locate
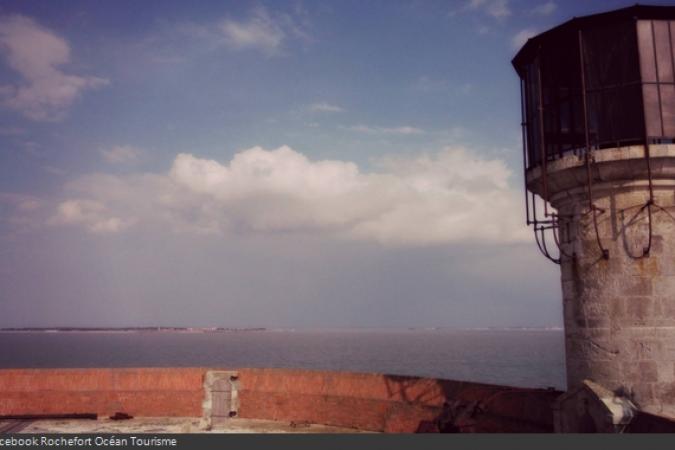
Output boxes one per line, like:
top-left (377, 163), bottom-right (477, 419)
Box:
top-left (346, 125), bottom-right (425, 135)
top-left (49, 145), bottom-right (528, 246)
top-left (0, 15), bottom-right (109, 121)
top-left (220, 6), bottom-right (310, 55)
top-left (308, 102), bottom-right (344, 113)
top-left (100, 145), bottom-right (142, 164)
top-left (531, 1), bottom-right (557, 16)
top-left (462, 0), bottom-right (511, 20)
top-left (512, 28), bottom-right (539, 50)
top-left (49, 200), bottom-right (133, 234)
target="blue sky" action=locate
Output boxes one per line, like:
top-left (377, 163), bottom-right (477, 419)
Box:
top-left (0, 0), bottom-right (663, 328)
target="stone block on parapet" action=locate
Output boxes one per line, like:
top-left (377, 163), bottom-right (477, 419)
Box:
top-left (618, 276), bottom-right (653, 296)
top-left (655, 362), bottom-right (675, 384)
top-left (622, 361), bottom-right (659, 383)
top-left (629, 257), bottom-right (661, 277)
top-left (553, 380), bottom-right (637, 433)
top-left (626, 338), bottom-right (666, 362)
top-left (624, 296), bottom-right (661, 326)
top-left (567, 359), bottom-right (623, 388)
top-left (653, 276), bottom-right (675, 296)
top-left (662, 384), bottom-right (675, 407)
top-left (663, 299), bottom-right (675, 320)
top-left (648, 234), bottom-right (664, 255)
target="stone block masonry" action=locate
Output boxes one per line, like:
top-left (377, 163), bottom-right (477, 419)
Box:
top-left (528, 145), bottom-right (675, 419)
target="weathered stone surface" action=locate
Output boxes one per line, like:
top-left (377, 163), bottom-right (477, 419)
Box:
top-left (622, 362), bottom-right (658, 383)
top-left (553, 380), bottom-right (637, 432)
top-left (529, 144), bottom-right (675, 417)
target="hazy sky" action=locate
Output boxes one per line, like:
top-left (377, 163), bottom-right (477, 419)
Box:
top-left (0, 0), bottom-right (658, 328)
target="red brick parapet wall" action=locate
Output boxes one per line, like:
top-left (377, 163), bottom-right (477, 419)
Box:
top-left (0, 368), bottom-right (205, 419)
top-left (0, 368), bottom-right (561, 432)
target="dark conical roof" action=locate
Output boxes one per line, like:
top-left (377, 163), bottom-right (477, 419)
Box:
top-left (512, 4), bottom-right (675, 76)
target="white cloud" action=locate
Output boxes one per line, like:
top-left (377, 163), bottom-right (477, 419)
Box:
top-left (0, 192), bottom-right (45, 236)
top-left (531, 1), bottom-right (557, 16)
top-left (0, 126), bottom-right (24, 136)
top-left (0, 15), bottom-right (109, 121)
top-left (48, 145), bottom-right (529, 246)
top-left (100, 145), bottom-right (142, 164)
top-left (413, 77), bottom-right (473, 96)
top-left (486, 0), bottom-right (511, 19)
top-left (308, 102), bottom-right (344, 113)
top-left (0, 192), bottom-right (42, 212)
top-left (458, 83), bottom-right (473, 95)
top-left (512, 28), bottom-right (539, 50)
top-left (220, 6), bottom-right (309, 55)
top-left (463, 0), bottom-right (511, 19)
top-left (476, 25), bottom-right (491, 35)
top-left (413, 76), bottom-right (448, 92)
top-left (49, 199), bottom-right (133, 234)
top-left (346, 125), bottom-right (425, 135)
top-left (43, 165), bottom-right (66, 176)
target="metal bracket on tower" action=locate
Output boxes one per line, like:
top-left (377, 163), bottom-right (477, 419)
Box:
top-left (578, 30), bottom-right (609, 261)
top-left (520, 56), bottom-right (573, 265)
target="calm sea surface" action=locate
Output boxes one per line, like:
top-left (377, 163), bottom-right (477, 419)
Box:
top-left (0, 329), bottom-right (566, 389)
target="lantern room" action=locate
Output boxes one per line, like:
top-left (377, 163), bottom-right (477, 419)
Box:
top-left (513, 5), bottom-right (675, 170)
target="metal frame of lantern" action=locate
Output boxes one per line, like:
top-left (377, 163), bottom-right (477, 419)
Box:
top-left (515, 11), bottom-right (675, 263)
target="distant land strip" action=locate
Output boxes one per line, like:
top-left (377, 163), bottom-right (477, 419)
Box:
top-left (0, 326), bottom-right (563, 333)
top-left (0, 327), bottom-right (267, 333)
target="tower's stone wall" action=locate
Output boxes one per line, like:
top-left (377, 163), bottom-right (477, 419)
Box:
top-left (528, 145), bottom-right (675, 419)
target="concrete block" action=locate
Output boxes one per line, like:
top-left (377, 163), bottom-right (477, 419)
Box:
top-left (629, 383), bottom-right (656, 406)
top-left (553, 380), bottom-right (637, 433)
top-left (624, 296), bottom-right (658, 325)
top-left (653, 276), bottom-right (675, 297)
top-left (627, 339), bottom-right (666, 361)
top-left (622, 361), bottom-right (659, 383)
top-left (655, 362), bottom-right (675, 383)
top-left (618, 277), bottom-right (653, 296)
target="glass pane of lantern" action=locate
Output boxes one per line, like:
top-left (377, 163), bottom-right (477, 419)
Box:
top-left (654, 21), bottom-right (674, 82)
top-left (638, 21), bottom-right (657, 83)
top-left (661, 84), bottom-right (675, 137)
top-left (583, 21), bottom-right (638, 88)
top-left (587, 91), bottom-right (601, 146)
top-left (526, 62), bottom-right (542, 166)
top-left (583, 26), bottom-right (611, 88)
top-left (573, 95), bottom-right (584, 136)
top-left (615, 84), bottom-right (646, 142)
top-left (643, 84), bottom-right (663, 137)
top-left (597, 89), bottom-right (620, 147)
top-left (560, 98), bottom-right (571, 134)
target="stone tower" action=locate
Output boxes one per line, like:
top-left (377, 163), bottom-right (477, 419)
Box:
top-left (513, 5), bottom-right (675, 422)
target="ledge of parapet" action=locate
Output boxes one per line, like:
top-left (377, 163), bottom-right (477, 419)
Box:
top-left (2, 367), bottom-right (674, 433)
top-left (0, 367), bottom-right (562, 433)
